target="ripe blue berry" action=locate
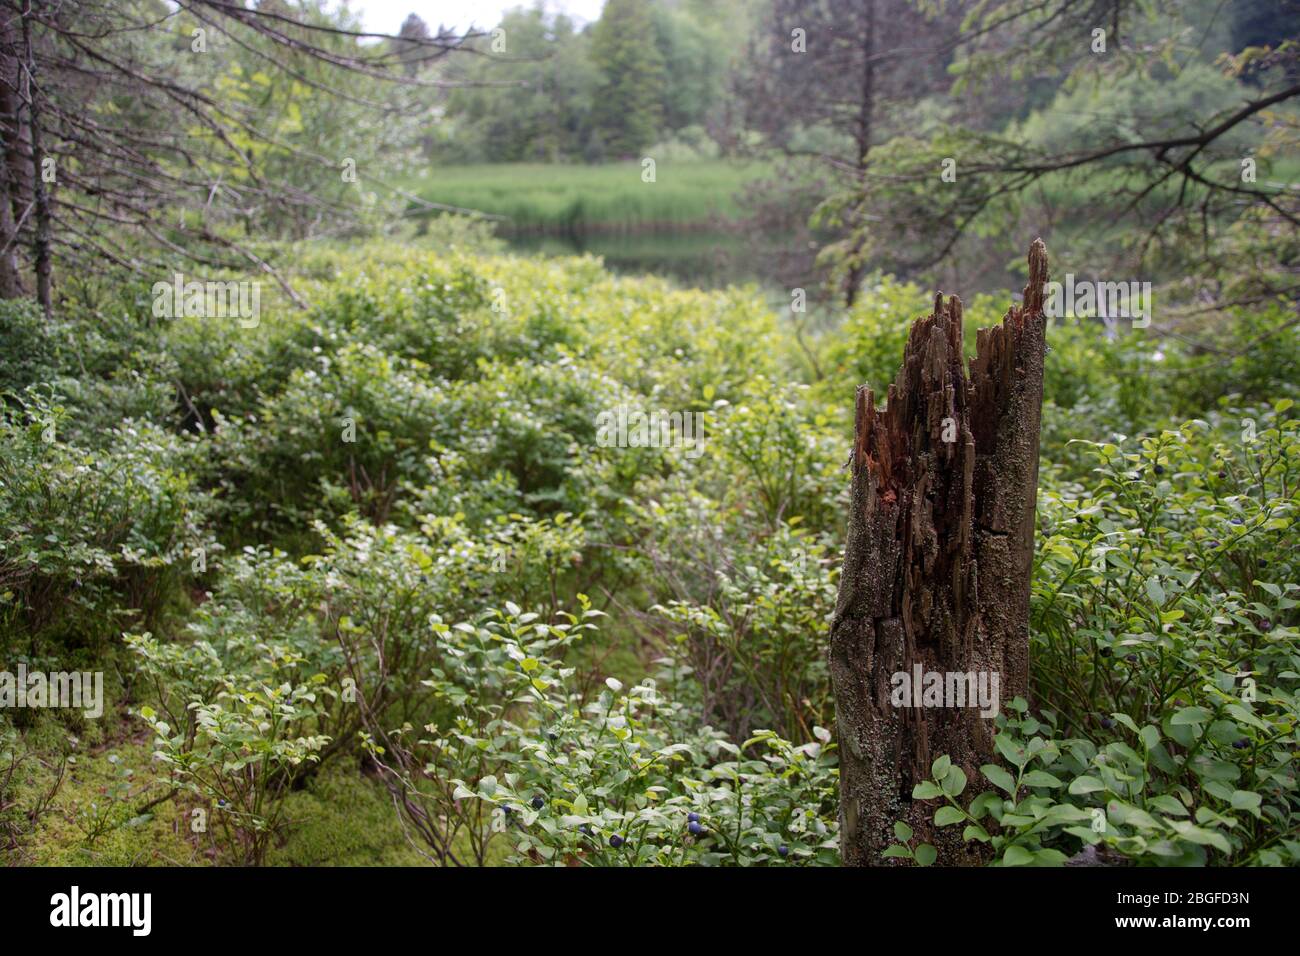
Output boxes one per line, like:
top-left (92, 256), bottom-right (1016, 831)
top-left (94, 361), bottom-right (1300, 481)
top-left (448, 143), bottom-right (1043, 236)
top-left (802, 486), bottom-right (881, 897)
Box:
top-left (778, 845), bottom-right (789, 857)
top-left (1100, 718), bottom-right (1114, 730)
top-left (688, 820), bottom-right (703, 836)
top-left (1232, 739), bottom-right (1250, 750)
top-left (687, 812), bottom-right (699, 823)
top-left (531, 796), bottom-right (545, 810)
top-left (1154, 465), bottom-right (1165, 475)
top-left (609, 834), bottom-right (624, 848)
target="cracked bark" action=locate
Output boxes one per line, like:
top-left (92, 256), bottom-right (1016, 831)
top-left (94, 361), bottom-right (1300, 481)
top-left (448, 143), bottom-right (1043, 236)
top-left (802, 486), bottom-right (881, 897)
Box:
top-left (830, 239), bottom-right (1050, 866)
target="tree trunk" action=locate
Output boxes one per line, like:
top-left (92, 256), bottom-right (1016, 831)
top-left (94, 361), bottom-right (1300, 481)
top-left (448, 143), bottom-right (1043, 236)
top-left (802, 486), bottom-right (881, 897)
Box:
top-left (842, 0), bottom-right (875, 309)
top-left (830, 239), bottom-right (1050, 866)
top-left (0, 8), bottom-right (28, 298)
top-left (20, 6), bottom-right (51, 316)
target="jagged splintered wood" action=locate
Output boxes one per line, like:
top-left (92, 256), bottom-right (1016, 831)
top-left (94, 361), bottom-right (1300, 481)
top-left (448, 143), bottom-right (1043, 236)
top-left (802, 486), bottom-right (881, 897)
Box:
top-left (830, 239), bottom-right (1050, 866)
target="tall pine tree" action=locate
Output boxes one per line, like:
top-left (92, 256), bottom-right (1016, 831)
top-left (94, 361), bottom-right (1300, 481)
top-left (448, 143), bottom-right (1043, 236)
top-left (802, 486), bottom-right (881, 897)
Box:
top-left (589, 0), bottom-right (666, 158)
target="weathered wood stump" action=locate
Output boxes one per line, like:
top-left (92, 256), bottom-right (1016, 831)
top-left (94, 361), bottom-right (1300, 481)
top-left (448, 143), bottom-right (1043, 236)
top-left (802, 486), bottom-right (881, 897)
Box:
top-left (830, 239), bottom-right (1050, 865)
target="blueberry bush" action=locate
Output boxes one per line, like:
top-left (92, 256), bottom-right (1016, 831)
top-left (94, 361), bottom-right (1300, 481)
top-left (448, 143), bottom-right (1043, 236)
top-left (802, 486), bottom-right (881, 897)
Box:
top-left (1, 237), bottom-right (1296, 867)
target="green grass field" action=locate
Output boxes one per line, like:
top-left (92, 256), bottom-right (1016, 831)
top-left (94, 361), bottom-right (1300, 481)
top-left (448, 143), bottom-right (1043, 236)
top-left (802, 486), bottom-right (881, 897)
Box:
top-left (400, 160), bottom-right (771, 233)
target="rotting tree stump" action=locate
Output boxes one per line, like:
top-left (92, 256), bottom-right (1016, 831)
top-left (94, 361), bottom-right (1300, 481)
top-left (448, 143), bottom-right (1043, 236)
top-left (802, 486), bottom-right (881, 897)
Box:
top-left (830, 239), bottom-right (1050, 866)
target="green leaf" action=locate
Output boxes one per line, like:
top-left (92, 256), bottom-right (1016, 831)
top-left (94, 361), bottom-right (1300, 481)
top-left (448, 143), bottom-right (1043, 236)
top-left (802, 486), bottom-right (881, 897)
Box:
top-left (963, 824), bottom-right (991, 843)
top-left (882, 845), bottom-right (913, 859)
top-left (931, 755), bottom-right (952, 780)
top-left (912, 781), bottom-right (944, 800)
top-left (1040, 804), bottom-right (1094, 826)
top-left (1230, 790), bottom-right (1262, 811)
top-left (968, 791), bottom-right (1003, 820)
top-left (1068, 775), bottom-right (1106, 795)
top-left (981, 764), bottom-right (1016, 795)
top-left (935, 806), bottom-right (965, 826)
top-left (894, 821), bottom-right (914, 841)
top-left (1002, 845), bottom-right (1034, 866)
top-left (994, 734), bottom-right (1030, 768)
top-left (1110, 713), bottom-right (1140, 734)
top-left (942, 765), bottom-right (968, 797)
top-left (1172, 706), bottom-right (1211, 726)
top-left (1167, 821), bottom-right (1231, 854)
top-left (914, 843), bottom-right (937, 867)
top-left (1148, 795), bottom-right (1189, 816)
top-left (1144, 577), bottom-right (1165, 606)
top-left (1031, 848), bottom-right (1070, 866)
top-left (1111, 803), bottom-right (1160, 830)
top-left (1021, 770), bottom-right (1063, 789)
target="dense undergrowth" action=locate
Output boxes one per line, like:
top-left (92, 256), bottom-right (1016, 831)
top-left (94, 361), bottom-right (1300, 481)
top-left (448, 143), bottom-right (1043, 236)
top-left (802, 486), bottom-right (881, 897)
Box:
top-left (1, 230), bottom-right (1296, 866)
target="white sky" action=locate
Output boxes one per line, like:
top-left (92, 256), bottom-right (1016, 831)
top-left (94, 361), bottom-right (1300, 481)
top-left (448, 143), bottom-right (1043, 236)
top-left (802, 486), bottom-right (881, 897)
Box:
top-left (340, 0), bottom-right (607, 34)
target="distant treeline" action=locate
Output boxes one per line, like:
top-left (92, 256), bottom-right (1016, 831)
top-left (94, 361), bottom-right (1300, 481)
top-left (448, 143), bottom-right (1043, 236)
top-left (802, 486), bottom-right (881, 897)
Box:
top-left (415, 0), bottom-right (752, 164)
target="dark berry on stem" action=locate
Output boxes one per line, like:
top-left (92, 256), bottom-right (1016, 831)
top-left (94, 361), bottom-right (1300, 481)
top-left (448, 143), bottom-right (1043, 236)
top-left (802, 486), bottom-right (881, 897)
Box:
top-left (688, 821), bottom-right (703, 836)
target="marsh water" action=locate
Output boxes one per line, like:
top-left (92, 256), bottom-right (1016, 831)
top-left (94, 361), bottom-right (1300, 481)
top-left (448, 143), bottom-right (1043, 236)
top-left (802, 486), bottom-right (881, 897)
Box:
top-left (504, 229), bottom-right (782, 290)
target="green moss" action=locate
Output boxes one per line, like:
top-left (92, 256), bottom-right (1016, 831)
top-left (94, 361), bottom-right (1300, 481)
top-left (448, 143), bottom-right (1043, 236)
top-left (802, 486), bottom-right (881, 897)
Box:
top-left (11, 731), bottom-right (510, 866)
top-left (18, 732), bottom-right (203, 867)
top-left (269, 763), bottom-right (431, 867)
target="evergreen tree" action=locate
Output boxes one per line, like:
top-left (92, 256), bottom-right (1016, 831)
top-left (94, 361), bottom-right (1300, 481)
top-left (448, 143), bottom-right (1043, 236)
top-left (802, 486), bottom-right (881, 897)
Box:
top-left (589, 0), bottom-right (666, 157)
